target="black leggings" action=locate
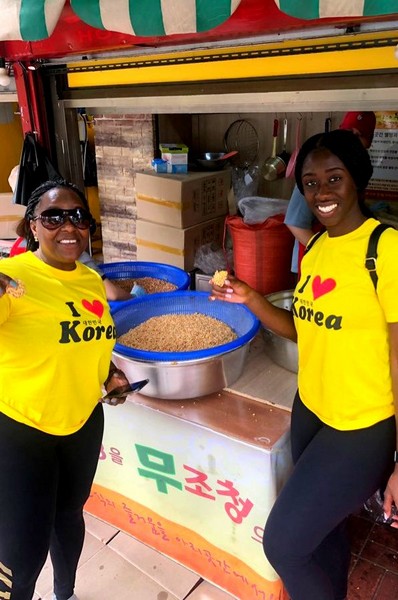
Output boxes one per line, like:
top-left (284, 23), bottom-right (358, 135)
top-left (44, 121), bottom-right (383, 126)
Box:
top-left (263, 392), bottom-right (395, 600)
top-left (0, 403), bottom-right (104, 600)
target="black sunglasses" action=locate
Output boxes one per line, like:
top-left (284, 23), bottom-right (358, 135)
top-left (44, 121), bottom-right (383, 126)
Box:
top-left (33, 208), bottom-right (92, 230)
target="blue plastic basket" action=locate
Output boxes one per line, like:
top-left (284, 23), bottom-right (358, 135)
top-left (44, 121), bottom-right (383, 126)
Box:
top-left (101, 261), bottom-right (190, 289)
top-left (112, 291), bottom-right (260, 362)
top-left (100, 261), bottom-right (190, 312)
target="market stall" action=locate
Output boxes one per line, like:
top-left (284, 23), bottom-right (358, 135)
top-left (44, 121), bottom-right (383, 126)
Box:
top-left (0, 3), bottom-right (397, 599)
top-left (85, 351), bottom-right (296, 600)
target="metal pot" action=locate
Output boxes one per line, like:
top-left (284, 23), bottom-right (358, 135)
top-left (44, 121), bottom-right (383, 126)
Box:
top-left (261, 119), bottom-right (286, 181)
top-left (262, 290), bottom-right (298, 373)
top-left (111, 291), bottom-right (260, 400)
top-left (112, 345), bottom-right (251, 400)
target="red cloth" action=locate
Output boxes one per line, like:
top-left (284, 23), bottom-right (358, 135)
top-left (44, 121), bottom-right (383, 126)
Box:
top-left (9, 236), bottom-right (27, 257)
top-left (339, 111), bottom-right (376, 144)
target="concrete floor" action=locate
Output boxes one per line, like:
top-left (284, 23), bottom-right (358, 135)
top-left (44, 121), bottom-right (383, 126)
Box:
top-left (33, 508), bottom-right (398, 600)
top-left (33, 512), bottom-right (236, 600)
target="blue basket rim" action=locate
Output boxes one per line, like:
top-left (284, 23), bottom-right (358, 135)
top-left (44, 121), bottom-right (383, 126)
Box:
top-left (99, 261), bottom-right (190, 291)
top-left (99, 260), bottom-right (189, 274)
top-left (112, 291), bottom-right (260, 362)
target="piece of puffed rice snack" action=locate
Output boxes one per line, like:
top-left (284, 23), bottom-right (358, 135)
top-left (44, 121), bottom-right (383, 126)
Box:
top-left (6, 279), bottom-right (25, 298)
top-left (212, 270), bottom-right (228, 287)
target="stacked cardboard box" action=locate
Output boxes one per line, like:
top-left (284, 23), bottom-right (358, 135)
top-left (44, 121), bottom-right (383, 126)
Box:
top-left (135, 170), bottom-right (231, 270)
top-left (159, 143), bottom-right (188, 173)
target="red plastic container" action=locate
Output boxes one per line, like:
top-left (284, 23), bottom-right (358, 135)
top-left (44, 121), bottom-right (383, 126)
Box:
top-left (226, 214), bottom-right (295, 295)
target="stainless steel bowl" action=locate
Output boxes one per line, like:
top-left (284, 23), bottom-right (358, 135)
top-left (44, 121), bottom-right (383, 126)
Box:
top-left (262, 290), bottom-right (298, 373)
top-left (112, 292), bottom-right (260, 400)
top-left (112, 344), bottom-right (251, 400)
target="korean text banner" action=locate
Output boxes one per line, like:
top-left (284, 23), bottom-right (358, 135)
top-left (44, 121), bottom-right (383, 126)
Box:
top-left (86, 400), bottom-right (293, 600)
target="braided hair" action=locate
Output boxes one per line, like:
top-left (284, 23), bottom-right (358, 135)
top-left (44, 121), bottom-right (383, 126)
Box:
top-left (16, 180), bottom-right (92, 251)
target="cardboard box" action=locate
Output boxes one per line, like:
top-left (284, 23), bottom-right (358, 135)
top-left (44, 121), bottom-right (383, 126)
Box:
top-left (0, 193), bottom-right (25, 239)
top-left (136, 217), bottom-right (226, 271)
top-left (135, 170), bottom-right (231, 228)
top-left (159, 143), bottom-right (188, 162)
top-left (160, 143), bottom-right (188, 174)
top-left (165, 164), bottom-right (188, 174)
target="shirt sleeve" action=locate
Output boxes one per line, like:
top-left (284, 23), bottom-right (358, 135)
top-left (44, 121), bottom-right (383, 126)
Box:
top-left (284, 184), bottom-right (315, 229)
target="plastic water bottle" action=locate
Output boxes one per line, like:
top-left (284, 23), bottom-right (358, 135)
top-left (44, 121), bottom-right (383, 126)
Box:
top-left (130, 282), bottom-right (146, 298)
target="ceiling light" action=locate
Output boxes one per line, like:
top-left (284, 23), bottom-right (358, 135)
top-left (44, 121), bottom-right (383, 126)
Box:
top-left (0, 58), bottom-right (11, 87)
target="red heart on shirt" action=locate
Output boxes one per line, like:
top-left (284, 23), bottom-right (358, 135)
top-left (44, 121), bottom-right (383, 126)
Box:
top-left (82, 299), bottom-right (104, 319)
top-left (312, 276), bottom-right (336, 300)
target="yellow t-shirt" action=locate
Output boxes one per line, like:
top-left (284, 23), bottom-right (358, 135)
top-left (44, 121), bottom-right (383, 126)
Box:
top-left (0, 252), bottom-right (115, 435)
top-left (295, 218), bottom-right (398, 430)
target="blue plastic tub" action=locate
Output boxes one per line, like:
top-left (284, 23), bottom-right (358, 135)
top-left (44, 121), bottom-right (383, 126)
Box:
top-left (112, 291), bottom-right (260, 362)
top-left (100, 261), bottom-right (190, 312)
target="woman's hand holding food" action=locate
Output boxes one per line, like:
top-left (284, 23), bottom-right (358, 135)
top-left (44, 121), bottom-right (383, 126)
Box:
top-left (101, 365), bottom-right (130, 405)
top-left (0, 273), bottom-right (23, 298)
top-left (210, 272), bottom-right (254, 305)
top-left (210, 270), bottom-right (297, 342)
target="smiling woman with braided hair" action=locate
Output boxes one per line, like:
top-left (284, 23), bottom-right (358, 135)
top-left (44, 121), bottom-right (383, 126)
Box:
top-left (17, 180), bottom-right (92, 252)
top-left (11, 180), bottom-right (133, 301)
top-left (0, 180), bottom-right (129, 600)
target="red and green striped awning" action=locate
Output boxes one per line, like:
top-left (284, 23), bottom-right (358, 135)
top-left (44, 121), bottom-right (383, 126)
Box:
top-left (274, 0), bottom-right (398, 19)
top-left (0, 0), bottom-right (242, 42)
top-left (0, 0), bottom-right (397, 43)
top-left (0, 0), bottom-right (66, 41)
top-left (71, 0), bottom-right (243, 36)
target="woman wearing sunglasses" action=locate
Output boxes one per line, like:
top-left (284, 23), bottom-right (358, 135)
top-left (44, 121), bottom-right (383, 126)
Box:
top-left (0, 180), bottom-right (130, 600)
top-left (8, 212), bottom-right (133, 302)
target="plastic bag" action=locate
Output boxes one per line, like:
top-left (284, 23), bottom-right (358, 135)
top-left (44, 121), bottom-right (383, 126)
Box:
top-left (194, 242), bottom-right (233, 275)
top-left (238, 196), bottom-right (289, 225)
top-left (13, 133), bottom-right (63, 206)
top-left (231, 166), bottom-right (259, 201)
top-left (363, 489), bottom-right (398, 525)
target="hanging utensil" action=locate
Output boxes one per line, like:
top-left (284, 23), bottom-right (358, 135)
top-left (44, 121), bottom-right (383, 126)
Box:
top-left (276, 117), bottom-right (291, 176)
top-left (324, 117), bottom-right (332, 133)
top-left (224, 119), bottom-right (259, 169)
top-left (218, 150), bottom-right (239, 161)
top-left (286, 117), bottom-right (302, 179)
top-left (261, 119), bottom-right (285, 182)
